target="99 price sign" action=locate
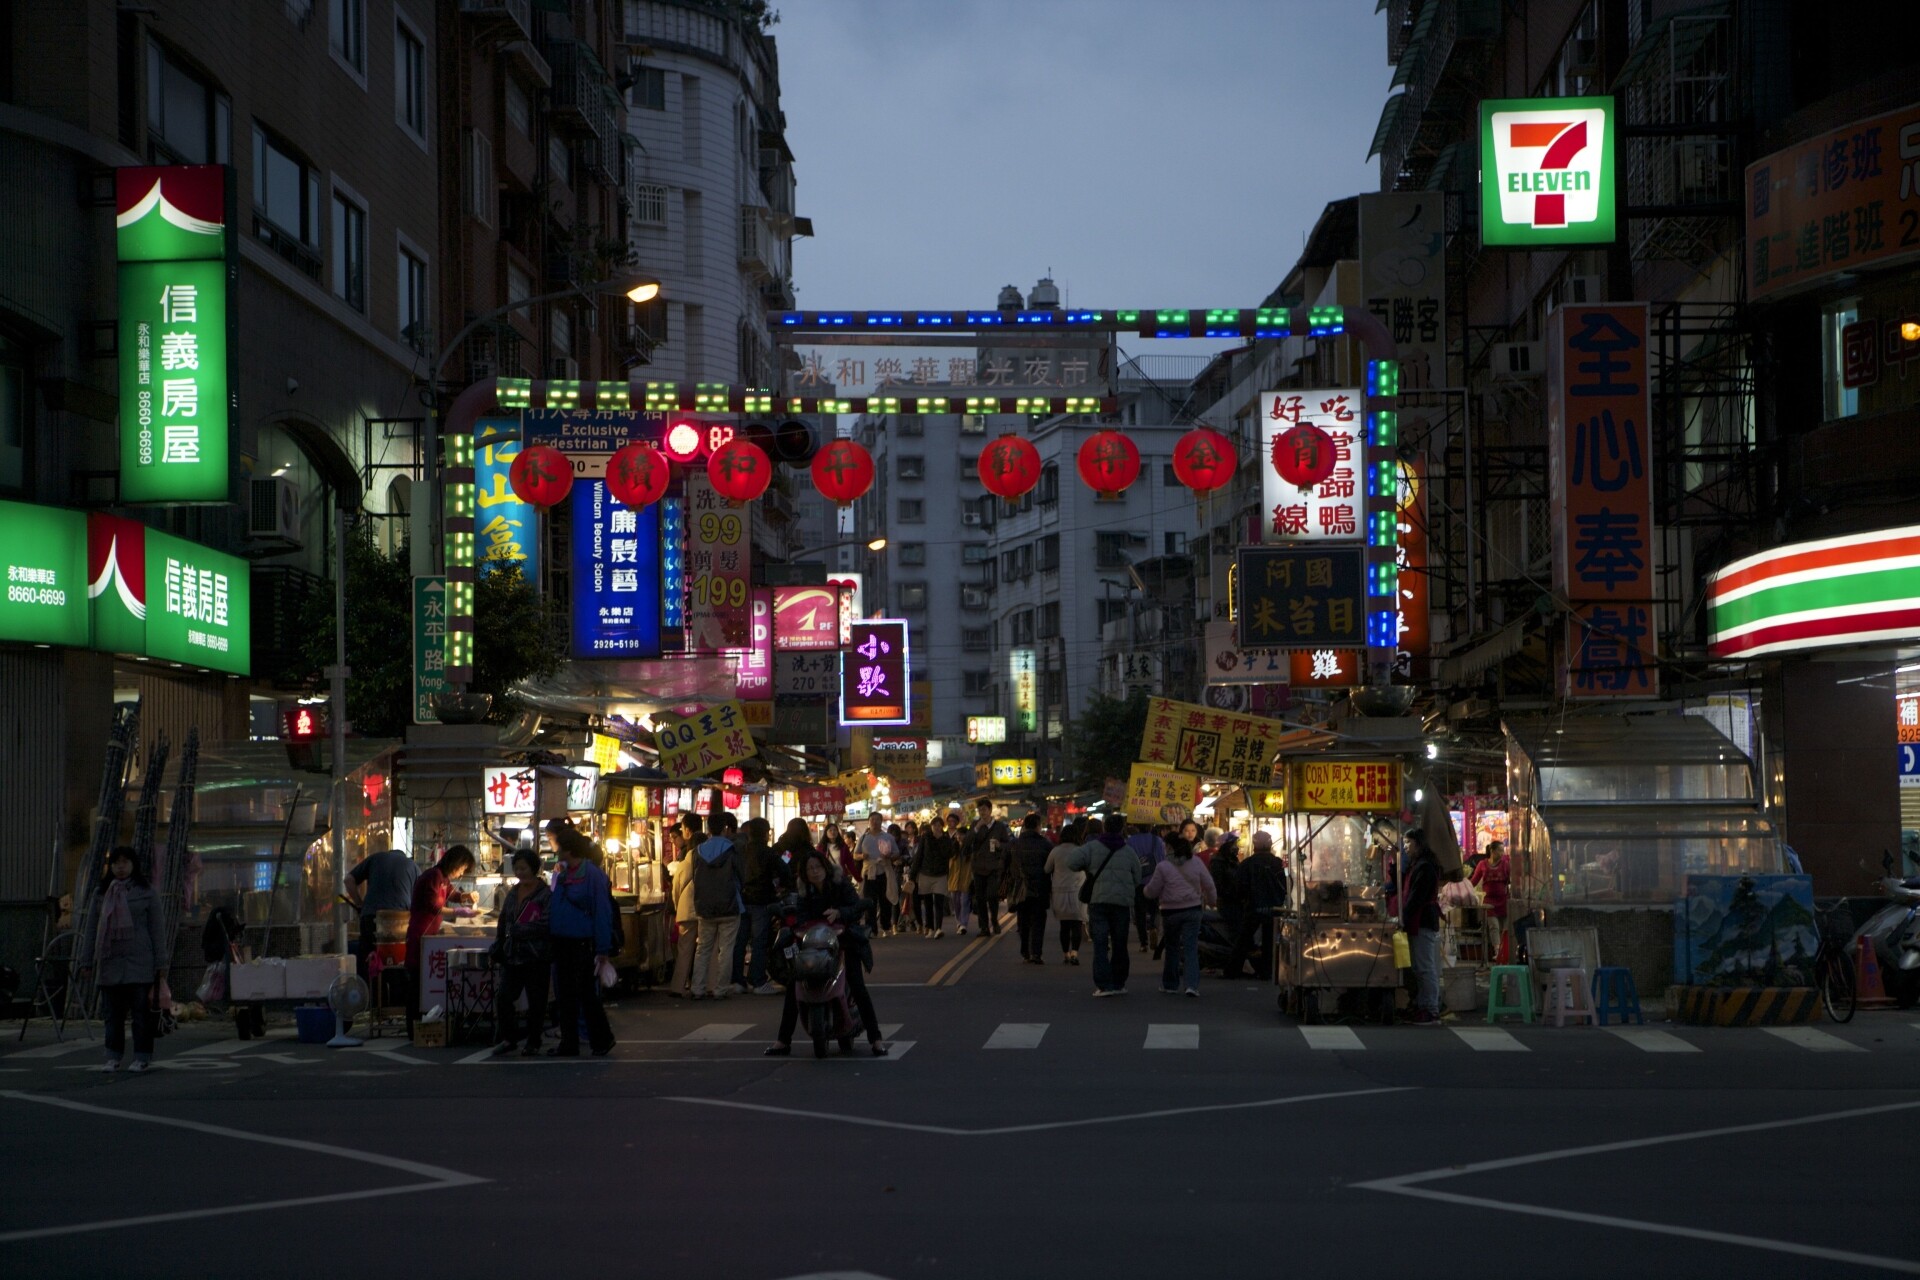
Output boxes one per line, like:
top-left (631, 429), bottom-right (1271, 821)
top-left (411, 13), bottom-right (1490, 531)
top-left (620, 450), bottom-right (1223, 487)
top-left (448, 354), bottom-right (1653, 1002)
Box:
top-left (685, 474), bottom-right (752, 652)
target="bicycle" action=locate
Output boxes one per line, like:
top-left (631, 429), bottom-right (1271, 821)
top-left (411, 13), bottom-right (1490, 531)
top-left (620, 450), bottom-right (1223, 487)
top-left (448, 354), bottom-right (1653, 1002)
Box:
top-left (1812, 901), bottom-right (1856, 1024)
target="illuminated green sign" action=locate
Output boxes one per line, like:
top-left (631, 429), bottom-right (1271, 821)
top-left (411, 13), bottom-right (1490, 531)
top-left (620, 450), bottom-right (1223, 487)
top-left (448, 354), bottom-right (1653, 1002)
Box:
top-left (116, 165), bottom-right (232, 503)
top-left (1479, 97), bottom-right (1617, 248)
top-left (143, 528), bottom-right (250, 674)
top-left (0, 500), bottom-right (89, 646)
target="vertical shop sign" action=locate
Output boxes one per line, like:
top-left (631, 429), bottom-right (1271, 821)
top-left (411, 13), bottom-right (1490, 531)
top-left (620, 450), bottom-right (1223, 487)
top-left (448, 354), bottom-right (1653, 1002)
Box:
top-left (1259, 390), bottom-right (1364, 541)
top-left (1359, 192), bottom-right (1447, 390)
top-left (660, 495), bottom-right (685, 630)
top-left (685, 474), bottom-right (750, 652)
top-left (735, 588), bottom-right (774, 699)
top-left (476, 418), bottom-right (538, 584)
top-left (413, 576), bottom-right (448, 723)
top-left (1395, 459), bottom-right (1431, 672)
top-left (840, 618), bottom-right (910, 726)
top-left (116, 165), bottom-right (232, 503)
top-left (1009, 647), bottom-right (1038, 731)
top-left (1549, 302), bottom-right (1656, 698)
top-left (570, 478), bottom-right (663, 658)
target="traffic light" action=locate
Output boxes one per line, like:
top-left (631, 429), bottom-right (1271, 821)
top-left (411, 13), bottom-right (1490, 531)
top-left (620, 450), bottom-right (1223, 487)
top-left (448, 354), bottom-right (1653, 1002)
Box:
top-left (283, 704), bottom-right (325, 772)
top-left (771, 418), bottom-right (817, 466)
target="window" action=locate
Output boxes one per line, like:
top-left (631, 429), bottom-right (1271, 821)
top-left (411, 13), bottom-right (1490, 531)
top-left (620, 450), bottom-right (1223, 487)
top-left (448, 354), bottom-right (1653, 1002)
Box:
top-left (963, 670), bottom-right (993, 696)
top-left (506, 261), bottom-right (531, 307)
top-left (548, 134), bottom-right (572, 188)
top-left (632, 65), bottom-right (666, 110)
top-left (331, 191), bottom-right (366, 311)
top-left (330, 0), bottom-right (365, 77)
top-left (962, 543), bottom-right (991, 565)
top-left (551, 308), bottom-right (573, 357)
top-left (897, 455), bottom-right (925, 481)
top-left (394, 20), bottom-right (427, 140)
top-left (961, 585), bottom-right (990, 610)
top-left (1822, 303), bottom-right (1862, 421)
top-left (896, 417), bottom-right (924, 437)
top-left (1037, 533), bottom-right (1060, 572)
top-left (899, 542), bottom-right (926, 566)
top-left (464, 129), bottom-right (495, 226)
top-left (898, 498), bottom-right (923, 523)
top-left (900, 583), bottom-right (928, 611)
top-left (1038, 601), bottom-right (1061, 639)
top-left (632, 182), bottom-right (668, 226)
top-left (1165, 531), bottom-right (1188, 556)
top-left (962, 627), bottom-right (992, 653)
top-left (1096, 530), bottom-right (1145, 569)
top-left (504, 77), bottom-right (530, 137)
top-left (1163, 462), bottom-right (1181, 486)
top-left (398, 246), bottom-right (428, 352)
top-left (1009, 610), bottom-right (1035, 646)
top-left (1037, 462), bottom-right (1059, 506)
top-left (253, 125), bottom-right (321, 248)
top-left (147, 43), bottom-right (229, 164)
top-left (0, 337), bottom-right (26, 492)
top-left (960, 414), bottom-right (988, 436)
top-left (960, 456), bottom-right (979, 481)
top-left (1043, 670), bottom-right (1064, 707)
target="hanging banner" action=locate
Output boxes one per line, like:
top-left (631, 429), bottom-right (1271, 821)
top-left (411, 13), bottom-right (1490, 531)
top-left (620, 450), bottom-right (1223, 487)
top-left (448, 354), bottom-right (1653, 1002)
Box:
top-left (685, 474), bottom-right (751, 652)
top-left (840, 618), bottom-right (910, 726)
top-left (1204, 619), bottom-right (1289, 685)
top-left (476, 418), bottom-right (538, 584)
top-left (1287, 759), bottom-right (1404, 813)
top-left (117, 165), bottom-right (232, 503)
top-left (1394, 459), bottom-right (1431, 670)
top-left (1138, 696), bottom-right (1284, 785)
top-left (1234, 546), bottom-right (1368, 650)
top-left (772, 584), bottom-right (842, 650)
top-left (413, 576), bottom-right (448, 724)
top-left (991, 758), bottom-right (1038, 787)
top-left (872, 735), bottom-right (926, 781)
top-left (1260, 389), bottom-right (1363, 542)
top-left (655, 700), bottom-right (756, 781)
top-left (1359, 191), bottom-right (1447, 390)
top-left (570, 477), bottom-right (663, 659)
top-left (1125, 762), bottom-right (1200, 825)
top-left (798, 784), bottom-right (845, 817)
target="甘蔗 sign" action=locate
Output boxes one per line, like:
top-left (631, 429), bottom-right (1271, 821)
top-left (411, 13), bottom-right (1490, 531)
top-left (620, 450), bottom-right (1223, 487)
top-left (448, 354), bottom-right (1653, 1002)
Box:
top-left (1287, 760), bottom-right (1403, 813)
top-left (1124, 762), bottom-right (1199, 825)
top-left (1139, 696), bottom-right (1283, 786)
top-left (1479, 97), bottom-right (1617, 248)
top-left (991, 759), bottom-right (1037, 787)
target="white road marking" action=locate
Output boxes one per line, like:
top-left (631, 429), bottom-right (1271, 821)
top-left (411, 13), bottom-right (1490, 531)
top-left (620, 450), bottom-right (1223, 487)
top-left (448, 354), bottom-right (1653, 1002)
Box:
top-left (1606, 1028), bottom-right (1699, 1054)
top-left (664, 1085), bottom-right (1411, 1136)
top-left (1762, 1026), bottom-right (1865, 1053)
top-left (0, 1089), bottom-right (487, 1242)
top-left (934, 917), bottom-right (1015, 987)
top-left (1299, 1026), bottom-right (1366, 1051)
top-left (1356, 1100), bottom-right (1920, 1275)
top-left (8, 1041), bottom-right (97, 1060)
top-left (984, 1022), bottom-right (1047, 1050)
top-left (1144, 1024), bottom-right (1198, 1050)
top-left (177, 1038), bottom-right (281, 1057)
top-left (878, 1023), bottom-right (904, 1039)
top-left (366, 1048), bottom-right (429, 1067)
top-left (455, 1047), bottom-right (498, 1065)
top-left (1450, 1027), bottom-right (1529, 1052)
top-left (680, 1023), bottom-right (755, 1042)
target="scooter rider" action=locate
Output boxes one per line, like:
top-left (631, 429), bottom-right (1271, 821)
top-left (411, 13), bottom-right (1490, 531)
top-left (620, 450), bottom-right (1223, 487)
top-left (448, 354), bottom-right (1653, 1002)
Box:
top-left (764, 849), bottom-right (890, 1057)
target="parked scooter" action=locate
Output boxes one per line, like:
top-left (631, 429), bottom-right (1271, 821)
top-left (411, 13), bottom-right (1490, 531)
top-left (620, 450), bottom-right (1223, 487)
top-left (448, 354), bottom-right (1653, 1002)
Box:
top-left (1855, 877), bottom-right (1920, 1008)
top-left (771, 898), bottom-right (866, 1058)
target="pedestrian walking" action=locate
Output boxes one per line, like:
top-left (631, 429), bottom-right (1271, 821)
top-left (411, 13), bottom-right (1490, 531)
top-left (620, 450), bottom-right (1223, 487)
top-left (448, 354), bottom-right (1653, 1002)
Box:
top-left (1401, 828), bottom-right (1444, 1025)
top-left (1127, 824), bottom-right (1167, 953)
top-left (491, 848), bottom-right (551, 1056)
top-left (763, 850), bottom-right (889, 1057)
top-left (1144, 835), bottom-right (1216, 996)
top-left (1224, 830), bottom-right (1288, 979)
top-left (1045, 819), bottom-right (1088, 964)
top-left (946, 810), bottom-right (974, 935)
top-left (1009, 813), bottom-right (1054, 962)
top-left (668, 823), bottom-right (701, 997)
top-left (690, 813), bottom-right (745, 999)
top-left (824, 822), bottom-right (859, 883)
top-left (731, 817), bottom-right (786, 996)
top-left (1471, 840), bottom-right (1512, 963)
top-left (967, 798), bottom-right (1012, 935)
top-left (1212, 829), bottom-right (1246, 975)
top-left (896, 820), bottom-right (920, 933)
top-left (548, 834), bottom-right (616, 1057)
top-left (1066, 814), bottom-right (1144, 995)
top-left (857, 814), bottom-right (900, 935)
top-left (76, 846), bottom-right (170, 1073)
top-left (916, 814), bottom-right (955, 937)
top-left (774, 817), bottom-right (815, 882)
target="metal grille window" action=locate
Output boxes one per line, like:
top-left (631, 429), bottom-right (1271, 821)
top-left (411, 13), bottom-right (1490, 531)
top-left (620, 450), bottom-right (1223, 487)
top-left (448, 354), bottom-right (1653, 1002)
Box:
top-left (464, 128), bottom-right (495, 226)
top-left (960, 414), bottom-right (988, 436)
top-left (963, 670), bottom-right (993, 696)
top-left (962, 543), bottom-right (991, 564)
top-left (1037, 462), bottom-right (1059, 505)
top-left (632, 182), bottom-right (667, 226)
top-left (899, 542), bottom-right (926, 566)
top-left (1038, 602), bottom-right (1060, 639)
top-left (898, 498), bottom-right (924, 523)
top-left (962, 627), bottom-right (992, 652)
top-left (900, 583), bottom-right (928, 611)
top-left (897, 455), bottom-right (925, 481)
top-left (1037, 533), bottom-right (1059, 572)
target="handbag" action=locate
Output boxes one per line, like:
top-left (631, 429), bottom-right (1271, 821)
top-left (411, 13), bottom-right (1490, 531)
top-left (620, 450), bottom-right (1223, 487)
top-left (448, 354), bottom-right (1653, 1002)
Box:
top-left (1079, 848), bottom-right (1116, 905)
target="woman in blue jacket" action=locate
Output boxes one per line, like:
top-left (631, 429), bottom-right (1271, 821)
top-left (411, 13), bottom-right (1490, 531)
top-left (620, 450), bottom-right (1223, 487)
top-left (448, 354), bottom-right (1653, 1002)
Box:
top-left (548, 830), bottom-right (616, 1057)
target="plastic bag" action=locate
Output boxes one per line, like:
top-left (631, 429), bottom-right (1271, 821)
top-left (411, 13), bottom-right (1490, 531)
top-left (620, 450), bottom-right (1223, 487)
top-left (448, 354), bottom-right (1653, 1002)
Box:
top-left (1391, 929), bottom-right (1412, 969)
top-left (594, 956), bottom-right (618, 989)
top-left (195, 964), bottom-right (227, 1004)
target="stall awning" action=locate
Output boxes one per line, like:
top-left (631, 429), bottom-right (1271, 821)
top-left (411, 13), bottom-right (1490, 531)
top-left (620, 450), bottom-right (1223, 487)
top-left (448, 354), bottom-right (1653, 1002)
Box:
top-left (1439, 619), bottom-right (1529, 685)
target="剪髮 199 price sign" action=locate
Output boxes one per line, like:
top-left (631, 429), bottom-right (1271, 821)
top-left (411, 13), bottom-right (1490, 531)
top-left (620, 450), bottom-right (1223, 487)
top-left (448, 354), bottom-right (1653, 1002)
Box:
top-left (685, 475), bottom-right (752, 653)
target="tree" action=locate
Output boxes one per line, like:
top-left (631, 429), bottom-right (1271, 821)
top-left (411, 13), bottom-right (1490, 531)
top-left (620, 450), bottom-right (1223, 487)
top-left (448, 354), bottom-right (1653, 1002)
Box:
top-left (292, 526), bottom-right (566, 737)
top-left (1064, 689), bottom-right (1151, 791)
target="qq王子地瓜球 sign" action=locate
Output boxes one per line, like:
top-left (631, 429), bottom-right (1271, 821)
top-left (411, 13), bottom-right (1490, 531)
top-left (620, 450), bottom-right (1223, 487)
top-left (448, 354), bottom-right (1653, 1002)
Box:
top-left (1479, 96), bottom-right (1616, 248)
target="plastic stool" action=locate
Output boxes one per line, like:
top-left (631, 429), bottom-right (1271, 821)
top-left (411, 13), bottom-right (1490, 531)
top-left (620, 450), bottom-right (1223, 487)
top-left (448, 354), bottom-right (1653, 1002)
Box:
top-left (1591, 966), bottom-right (1643, 1026)
top-left (1486, 965), bottom-right (1535, 1024)
top-left (1545, 967), bottom-right (1596, 1027)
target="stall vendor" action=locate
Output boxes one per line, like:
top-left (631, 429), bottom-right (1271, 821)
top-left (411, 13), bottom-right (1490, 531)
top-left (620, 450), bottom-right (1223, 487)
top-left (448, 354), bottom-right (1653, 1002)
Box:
top-left (406, 845), bottom-right (476, 1018)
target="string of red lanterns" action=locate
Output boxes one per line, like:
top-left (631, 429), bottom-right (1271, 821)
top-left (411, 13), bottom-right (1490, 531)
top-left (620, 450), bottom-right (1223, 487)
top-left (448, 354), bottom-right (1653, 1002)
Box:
top-left (810, 438), bottom-right (876, 506)
top-left (1075, 429), bottom-right (1141, 495)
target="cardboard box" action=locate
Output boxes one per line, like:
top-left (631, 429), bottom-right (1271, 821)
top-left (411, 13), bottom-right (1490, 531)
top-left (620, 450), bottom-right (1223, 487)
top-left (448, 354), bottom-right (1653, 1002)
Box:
top-left (229, 962), bottom-right (286, 1002)
top-left (411, 1021), bottom-right (448, 1049)
top-left (283, 955), bottom-right (353, 999)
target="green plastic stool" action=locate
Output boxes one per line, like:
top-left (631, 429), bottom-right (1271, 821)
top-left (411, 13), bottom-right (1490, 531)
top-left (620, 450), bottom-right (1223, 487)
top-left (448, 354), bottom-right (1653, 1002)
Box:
top-left (1486, 965), bottom-right (1535, 1024)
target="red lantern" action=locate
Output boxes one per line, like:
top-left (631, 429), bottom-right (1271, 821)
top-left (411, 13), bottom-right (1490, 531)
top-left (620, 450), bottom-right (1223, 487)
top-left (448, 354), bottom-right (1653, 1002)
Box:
top-left (810, 438), bottom-right (875, 506)
top-left (606, 443), bottom-right (669, 509)
top-left (707, 438), bottom-right (772, 502)
top-left (1272, 424), bottom-right (1337, 489)
top-left (509, 444), bottom-right (574, 509)
top-left (1075, 430), bottom-right (1141, 494)
top-left (722, 766), bottom-right (745, 810)
top-left (1172, 426), bottom-right (1236, 492)
top-left (978, 435), bottom-right (1043, 499)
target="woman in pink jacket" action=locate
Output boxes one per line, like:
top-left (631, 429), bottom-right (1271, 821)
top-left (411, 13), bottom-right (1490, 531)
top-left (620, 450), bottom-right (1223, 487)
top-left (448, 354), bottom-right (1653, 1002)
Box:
top-left (1143, 835), bottom-right (1216, 996)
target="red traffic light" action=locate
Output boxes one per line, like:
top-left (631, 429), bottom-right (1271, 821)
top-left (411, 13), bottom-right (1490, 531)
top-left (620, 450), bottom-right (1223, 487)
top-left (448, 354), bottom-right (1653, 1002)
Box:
top-left (284, 706), bottom-right (323, 741)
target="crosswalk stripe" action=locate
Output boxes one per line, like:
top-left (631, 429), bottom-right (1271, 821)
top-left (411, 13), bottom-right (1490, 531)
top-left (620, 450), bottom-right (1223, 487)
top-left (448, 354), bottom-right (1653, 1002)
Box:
top-left (1299, 1026), bottom-right (1365, 1051)
top-left (984, 1022), bottom-right (1047, 1049)
top-left (6, 1041), bottom-right (97, 1060)
top-left (1144, 1024), bottom-right (1198, 1050)
top-left (879, 1023), bottom-right (904, 1039)
top-left (1606, 1028), bottom-right (1699, 1053)
top-left (680, 1023), bottom-right (754, 1042)
top-left (1762, 1026), bottom-right (1864, 1053)
top-left (178, 1037), bottom-right (283, 1057)
top-left (1451, 1026), bottom-right (1529, 1052)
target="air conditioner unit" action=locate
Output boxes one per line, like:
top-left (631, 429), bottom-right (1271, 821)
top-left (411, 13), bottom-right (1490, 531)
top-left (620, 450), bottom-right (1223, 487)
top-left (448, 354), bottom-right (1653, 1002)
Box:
top-left (962, 510), bottom-right (984, 527)
top-left (1564, 275), bottom-right (1605, 305)
top-left (1491, 342), bottom-right (1544, 378)
top-left (248, 476), bottom-right (302, 546)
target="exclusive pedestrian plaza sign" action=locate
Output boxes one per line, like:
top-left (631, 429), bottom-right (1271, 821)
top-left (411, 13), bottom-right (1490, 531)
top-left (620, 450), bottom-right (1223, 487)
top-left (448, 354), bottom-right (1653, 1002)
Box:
top-left (116, 165), bottom-right (232, 503)
top-left (1479, 97), bottom-right (1617, 247)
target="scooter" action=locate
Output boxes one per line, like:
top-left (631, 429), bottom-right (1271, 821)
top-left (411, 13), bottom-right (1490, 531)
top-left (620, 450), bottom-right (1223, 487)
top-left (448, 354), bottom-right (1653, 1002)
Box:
top-left (1855, 877), bottom-right (1920, 1008)
top-left (773, 904), bottom-right (866, 1058)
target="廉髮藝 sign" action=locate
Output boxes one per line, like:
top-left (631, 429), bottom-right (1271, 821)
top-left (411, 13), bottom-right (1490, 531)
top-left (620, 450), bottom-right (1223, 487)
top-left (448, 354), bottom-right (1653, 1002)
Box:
top-left (1260, 390), bottom-right (1363, 541)
top-left (570, 477), bottom-right (663, 659)
top-left (1234, 547), bottom-right (1367, 650)
top-left (1125, 763), bottom-right (1199, 825)
top-left (1479, 97), bottom-right (1616, 248)
top-left (0, 500), bottom-right (89, 647)
top-left (841, 619), bottom-right (910, 726)
top-left (990, 758), bottom-right (1038, 787)
top-left (655, 700), bottom-right (756, 782)
top-left (413, 576), bottom-right (448, 724)
top-left (1139, 696), bottom-right (1284, 786)
top-left (476, 419), bottom-right (538, 585)
top-left (117, 165), bottom-right (232, 503)
top-left (1287, 760), bottom-right (1403, 813)
top-left (143, 528), bottom-right (249, 674)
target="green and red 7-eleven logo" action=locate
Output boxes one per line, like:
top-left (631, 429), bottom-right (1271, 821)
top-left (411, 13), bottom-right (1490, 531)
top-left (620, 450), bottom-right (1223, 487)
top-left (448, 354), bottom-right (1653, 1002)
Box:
top-left (1480, 96), bottom-right (1616, 247)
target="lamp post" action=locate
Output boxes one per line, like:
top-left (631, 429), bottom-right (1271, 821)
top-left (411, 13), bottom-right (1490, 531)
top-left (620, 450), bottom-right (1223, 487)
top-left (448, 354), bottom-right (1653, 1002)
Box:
top-left (790, 536), bottom-right (888, 559)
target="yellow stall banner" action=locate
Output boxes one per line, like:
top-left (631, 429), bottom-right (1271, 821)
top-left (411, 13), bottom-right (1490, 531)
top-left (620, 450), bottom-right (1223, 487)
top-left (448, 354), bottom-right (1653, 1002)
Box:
top-left (1288, 759), bottom-right (1403, 812)
top-left (1139, 696), bottom-right (1284, 785)
top-left (654, 700), bottom-right (755, 781)
top-left (1125, 762), bottom-right (1200, 825)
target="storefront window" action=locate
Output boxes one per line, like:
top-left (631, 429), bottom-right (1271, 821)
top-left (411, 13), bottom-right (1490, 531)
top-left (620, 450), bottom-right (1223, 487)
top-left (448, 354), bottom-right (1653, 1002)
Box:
top-left (1822, 302), bottom-right (1861, 420)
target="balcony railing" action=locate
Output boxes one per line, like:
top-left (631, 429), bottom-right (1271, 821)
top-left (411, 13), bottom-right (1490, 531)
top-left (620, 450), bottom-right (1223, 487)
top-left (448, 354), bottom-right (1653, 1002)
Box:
top-left (739, 205), bottom-right (779, 282)
top-left (459, 0), bottom-right (532, 43)
top-left (545, 38), bottom-right (616, 145)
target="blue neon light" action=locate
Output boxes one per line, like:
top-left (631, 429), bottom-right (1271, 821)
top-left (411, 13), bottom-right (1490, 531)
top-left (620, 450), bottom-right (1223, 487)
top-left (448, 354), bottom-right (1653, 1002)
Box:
top-left (868, 312), bottom-right (903, 326)
top-left (965, 311), bottom-right (1005, 326)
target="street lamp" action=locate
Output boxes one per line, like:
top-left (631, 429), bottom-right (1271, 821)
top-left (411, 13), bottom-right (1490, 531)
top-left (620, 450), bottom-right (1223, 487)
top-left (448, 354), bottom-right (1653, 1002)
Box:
top-left (792, 535), bottom-right (887, 558)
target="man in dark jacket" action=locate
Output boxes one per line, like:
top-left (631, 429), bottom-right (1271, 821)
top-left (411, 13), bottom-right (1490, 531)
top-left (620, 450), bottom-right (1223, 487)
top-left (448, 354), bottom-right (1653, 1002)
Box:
top-left (1224, 830), bottom-right (1289, 979)
top-left (1127, 826), bottom-right (1167, 953)
top-left (966, 798), bottom-right (1012, 935)
top-left (915, 820), bottom-right (955, 936)
top-left (1212, 831), bottom-right (1245, 974)
top-left (1008, 813), bottom-right (1054, 963)
top-left (731, 817), bottom-right (786, 995)
top-left (1401, 828), bottom-right (1443, 1025)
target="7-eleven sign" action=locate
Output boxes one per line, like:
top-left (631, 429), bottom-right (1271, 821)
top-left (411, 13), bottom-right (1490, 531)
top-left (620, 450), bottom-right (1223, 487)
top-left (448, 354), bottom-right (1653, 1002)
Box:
top-left (1480, 96), bottom-right (1616, 247)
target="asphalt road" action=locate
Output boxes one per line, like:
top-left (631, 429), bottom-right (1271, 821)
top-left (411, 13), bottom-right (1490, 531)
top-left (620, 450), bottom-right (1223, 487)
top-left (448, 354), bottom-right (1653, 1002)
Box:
top-left (4, 920), bottom-right (1918, 1279)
